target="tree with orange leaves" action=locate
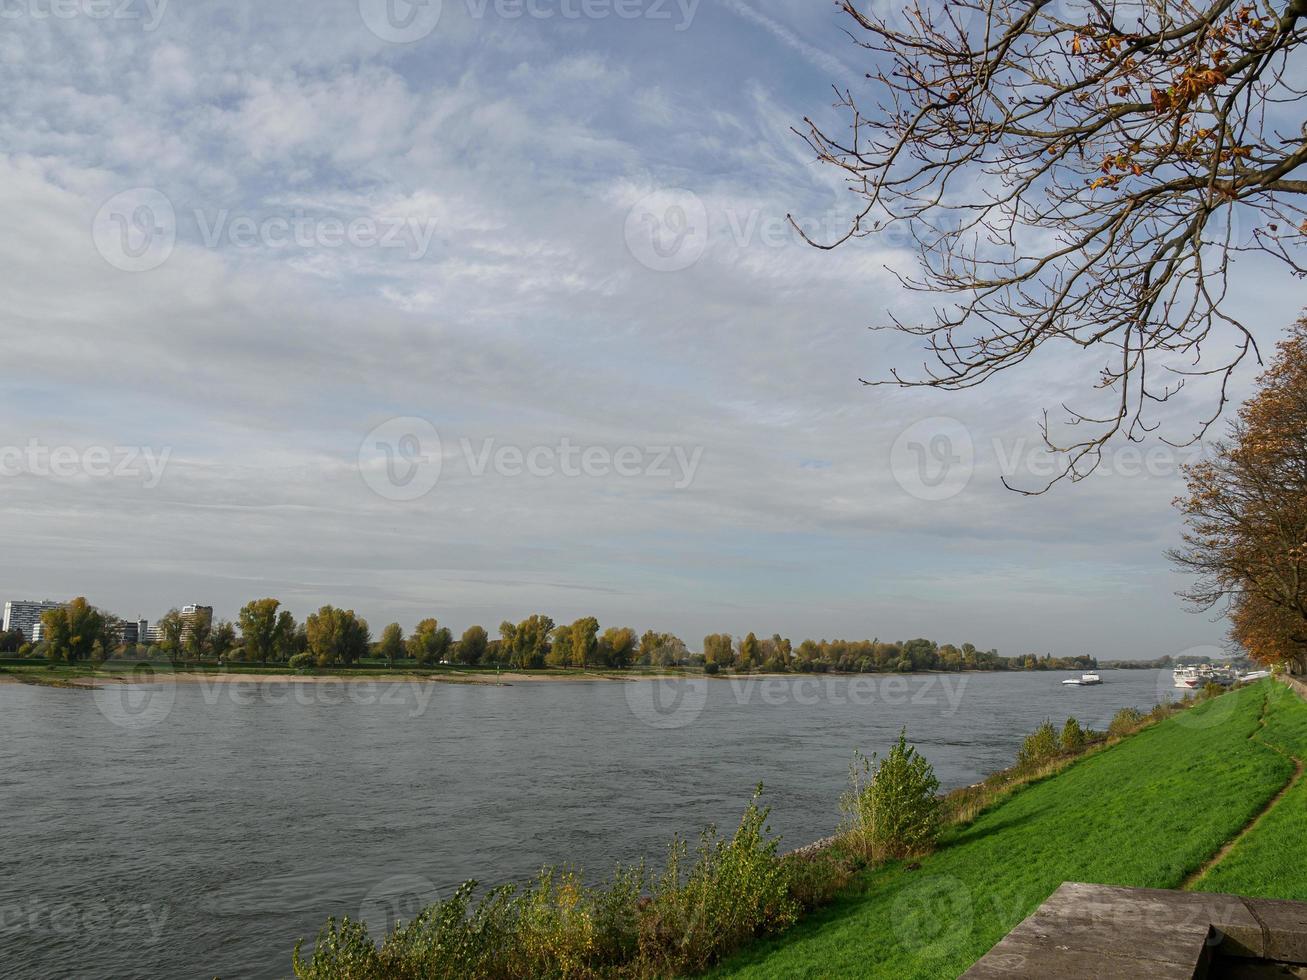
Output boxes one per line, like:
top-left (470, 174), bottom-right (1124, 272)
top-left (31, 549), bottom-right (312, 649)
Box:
top-left (1169, 315), bottom-right (1307, 670)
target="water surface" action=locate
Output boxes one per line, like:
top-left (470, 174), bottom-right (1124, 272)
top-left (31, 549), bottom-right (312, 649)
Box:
top-left (0, 669), bottom-right (1175, 979)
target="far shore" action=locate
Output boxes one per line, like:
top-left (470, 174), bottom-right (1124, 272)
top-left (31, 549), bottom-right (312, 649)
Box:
top-left (0, 662), bottom-right (1166, 689)
top-left (0, 666), bottom-right (704, 688)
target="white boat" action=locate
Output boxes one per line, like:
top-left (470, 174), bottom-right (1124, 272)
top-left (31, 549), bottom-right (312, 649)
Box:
top-left (1241, 669), bottom-right (1272, 682)
top-left (1062, 673), bottom-right (1102, 686)
top-left (1173, 664), bottom-right (1237, 689)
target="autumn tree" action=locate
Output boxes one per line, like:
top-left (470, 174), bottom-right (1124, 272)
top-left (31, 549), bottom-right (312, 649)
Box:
top-left (768, 637), bottom-right (789, 669)
top-left (567, 616), bottom-right (599, 668)
top-left (703, 633), bottom-right (734, 668)
top-left (40, 598), bottom-right (110, 664)
top-left (548, 623), bottom-right (574, 667)
top-left (408, 618), bottom-right (453, 666)
top-left (211, 621), bottom-right (237, 661)
top-left (276, 613), bottom-right (303, 662)
top-left (1231, 590), bottom-right (1306, 665)
top-left (239, 598), bottom-right (289, 664)
top-left (1170, 316), bottom-right (1307, 669)
top-left (458, 624), bottom-right (489, 664)
top-left (515, 615), bottom-right (555, 669)
top-left (306, 606), bottom-right (371, 668)
top-left (498, 621), bottom-right (516, 663)
top-left (154, 608), bottom-right (186, 659)
top-left (639, 630), bottom-right (688, 666)
top-left (802, 0), bottom-right (1306, 487)
top-left (379, 623), bottom-right (405, 665)
top-left (183, 607), bottom-right (213, 659)
top-left (598, 626), bottom-right (638, 668)
top-left (739, 632), bottom-right (761, 670)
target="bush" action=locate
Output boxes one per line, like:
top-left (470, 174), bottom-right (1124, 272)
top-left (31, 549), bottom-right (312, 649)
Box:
top-left (1108, 706), bottom-right (1146, 738)
top-left (641, 787), bottom-right (796, 974)
top-left (703, 662), bottom-right (720, 675)
top-left (1016, 719), bottom-right (1061, 771)
top-left (841, 729), bottom-right (941, 862)
top-left (292, 918), bottom-right (384, 979)
top-left (781, 843), bottom-right (859, 912)
top-left (288, 652), bottom-right (314, 672)
top-left (293, 789), bottom-right (795, 980)
top-left (1060, 717), bottom-right (1086, 753)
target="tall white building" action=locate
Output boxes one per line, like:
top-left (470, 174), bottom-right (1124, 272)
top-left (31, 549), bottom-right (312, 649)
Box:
top-left (3, 600), bottom-right (64, 640)
top-left (181, 604), bottom-right (213, 640)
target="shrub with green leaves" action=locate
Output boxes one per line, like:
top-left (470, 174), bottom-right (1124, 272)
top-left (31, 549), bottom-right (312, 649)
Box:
top-left (638, 786), bottom-right (796, 975)
top-left (291, 917), bottom-right (384, 979)
top-left (1016, 719), bottom-right (1061, 771)
top-left (781, 843), bottom-right (859, 913)
top-left (292, 788), bottom-right (794, 980)
top-left (1060, 717), bottom-right (1086, 753)
top-left (287, 652), bottom-right (314, 672)
top-left (841, 729), bottom-right (941, 862)
top-left (1108, 706), bottom-right (1146, 737)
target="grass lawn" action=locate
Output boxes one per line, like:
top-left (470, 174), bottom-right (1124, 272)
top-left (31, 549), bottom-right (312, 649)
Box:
top-left (1190, 680), bottom-right (1307, 900)
top-left (712, 682), bottom-right (1296, 980)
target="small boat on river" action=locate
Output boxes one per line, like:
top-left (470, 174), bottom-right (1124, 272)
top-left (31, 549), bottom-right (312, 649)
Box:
top-left (1062, 673), bottom-right (1102, 686)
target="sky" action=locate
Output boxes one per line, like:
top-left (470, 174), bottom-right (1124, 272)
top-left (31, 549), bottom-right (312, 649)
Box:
top-left (0, 0), bottom-right (1301, 660)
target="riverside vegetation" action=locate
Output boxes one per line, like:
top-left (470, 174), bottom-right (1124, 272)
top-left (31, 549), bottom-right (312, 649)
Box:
top-left (3, 596), bottom-right (1109, 676)
top-left (288, 682), bottom-right (1304, 979)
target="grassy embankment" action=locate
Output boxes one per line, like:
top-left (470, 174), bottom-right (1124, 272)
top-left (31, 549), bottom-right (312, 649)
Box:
top-left (713, 680), bottom-right (1305, 980)
top-left (1189, 679), bottom-right (1307, 900)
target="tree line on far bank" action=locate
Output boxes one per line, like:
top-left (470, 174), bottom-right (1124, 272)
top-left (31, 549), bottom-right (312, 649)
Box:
top-left (3, 599), bottom-right (1103, 675)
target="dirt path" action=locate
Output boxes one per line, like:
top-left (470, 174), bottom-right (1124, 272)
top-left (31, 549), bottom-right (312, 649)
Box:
top-left (1182, 683), bottom-right (1305, 889)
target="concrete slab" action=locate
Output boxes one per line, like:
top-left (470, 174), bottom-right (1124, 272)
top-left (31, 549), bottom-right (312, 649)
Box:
top-left (1245, 897), bottom-right (1307, 965)
top-left (963, 884), bottom-right (1307, 979)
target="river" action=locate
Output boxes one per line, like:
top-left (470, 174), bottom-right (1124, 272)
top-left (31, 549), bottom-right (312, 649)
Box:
top-left (0, 668), bottom-right (1176, 978)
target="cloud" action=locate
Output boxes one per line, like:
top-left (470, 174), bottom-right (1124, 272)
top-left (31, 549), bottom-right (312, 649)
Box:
top-left (0, 0), bottom-right (1292, 659)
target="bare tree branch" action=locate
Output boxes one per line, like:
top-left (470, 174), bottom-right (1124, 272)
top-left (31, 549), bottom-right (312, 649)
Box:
top-left (805, 0), bottom-right (1307, 489)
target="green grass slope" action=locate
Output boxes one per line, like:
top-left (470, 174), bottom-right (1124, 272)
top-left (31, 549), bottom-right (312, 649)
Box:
top-left (1191, 681), bottom-right (1307, 900)
top-left (712, 682), bottom-right (1294, 980)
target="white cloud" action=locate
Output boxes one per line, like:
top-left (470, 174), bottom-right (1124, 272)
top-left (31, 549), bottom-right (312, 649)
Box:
top-left (0, 1), bottom-right (1291, 659)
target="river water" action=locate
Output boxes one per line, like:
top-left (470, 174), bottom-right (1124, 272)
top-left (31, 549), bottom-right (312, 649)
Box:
top-left (0, 668), bottom-right (1175, 979)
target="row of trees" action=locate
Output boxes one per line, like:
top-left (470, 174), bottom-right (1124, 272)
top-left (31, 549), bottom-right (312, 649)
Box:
top-left (27, 598), bottom-right (369, 669)
top-left (19, 596), bottom-right (1105, 675)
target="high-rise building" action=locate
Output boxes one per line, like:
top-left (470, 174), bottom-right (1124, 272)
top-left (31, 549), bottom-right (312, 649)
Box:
top-left (117, 620), bottom-right (141, 646)
top-left (144, 606), bottom-right (211, 645)
top-left (181, 604), bottom-right (213, 641)
top-left (3, 600), bottom-right (64, 640)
